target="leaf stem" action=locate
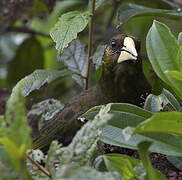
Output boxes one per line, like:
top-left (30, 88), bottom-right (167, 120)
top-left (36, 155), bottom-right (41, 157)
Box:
top-left (27, 155), bottom-right (51, 178)
top-left (85, 0), bottom-right (96, 90)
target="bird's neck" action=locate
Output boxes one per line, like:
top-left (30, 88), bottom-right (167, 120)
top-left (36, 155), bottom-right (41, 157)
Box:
top-left (98, 61), bottom-right (151, 105)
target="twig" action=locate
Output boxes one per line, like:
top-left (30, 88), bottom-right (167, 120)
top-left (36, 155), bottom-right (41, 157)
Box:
top-left (6, 26), bottom-right (50, 38)
top-left (27, 155), bottom-right (51, 178)
top-left (74, 72), bottom-right (87, 79)
top-left (85, 0), bottom-right (96, 90)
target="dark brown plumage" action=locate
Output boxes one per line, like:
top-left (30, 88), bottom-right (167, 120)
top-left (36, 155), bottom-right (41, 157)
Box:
top-left (32, 34), bottom-right (150, 149)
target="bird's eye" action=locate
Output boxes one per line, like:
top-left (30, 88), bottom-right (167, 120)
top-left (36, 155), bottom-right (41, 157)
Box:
top-left (110, 40), bottom-right (117, 49)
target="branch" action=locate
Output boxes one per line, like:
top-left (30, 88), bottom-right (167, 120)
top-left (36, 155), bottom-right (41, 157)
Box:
top-left (6, 26), bottom-right (50, 38)
top-left (85, 0), bottom-right (96, 90)
top-left (27, 155), bottom-right (51, 178)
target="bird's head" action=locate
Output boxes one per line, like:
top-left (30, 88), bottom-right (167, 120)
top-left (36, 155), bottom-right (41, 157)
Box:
top-left (103, 34), bottom-right (141, 71)
top-left (99, 34), bottom-right (149, 104)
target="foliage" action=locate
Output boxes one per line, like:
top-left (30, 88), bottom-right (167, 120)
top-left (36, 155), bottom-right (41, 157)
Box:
top-left (138, 141), bottom-right (167, 180)
top-left (0, 86), bottom-right (31, 178)
top-left (7, 36), bottom-right (44, 85)
top-left (146, 20), bottom-right (182, 99)
top-left (59, 40), bottom-right (88, 87)
top-left (1, 0), bottom-right (182, 179)
top-left (50, 11), bottom-right (90, 54)
top-left (118, 3), bottom-right (182, 24)
top-left (96, 153), bottom-right (144, 180)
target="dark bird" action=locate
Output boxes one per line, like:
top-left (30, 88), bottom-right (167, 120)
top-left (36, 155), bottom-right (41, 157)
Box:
top-left (32, 34), bottom-right (151, 149)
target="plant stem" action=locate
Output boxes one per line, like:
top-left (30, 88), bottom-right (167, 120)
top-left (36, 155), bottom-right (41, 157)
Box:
top-left (27, 155), bottom-right (51, 178)
top-left (85, 0), bottom-right (96, 90)
top-left (5, 26), bottom-right (50, 38)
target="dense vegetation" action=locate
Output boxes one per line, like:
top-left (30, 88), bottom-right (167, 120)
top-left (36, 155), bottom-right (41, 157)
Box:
top-left (0, 0), bottom-right (182, 179)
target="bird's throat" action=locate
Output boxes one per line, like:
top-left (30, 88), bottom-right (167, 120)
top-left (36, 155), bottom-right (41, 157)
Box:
top-left (99, 61), bottom-right (150, 106)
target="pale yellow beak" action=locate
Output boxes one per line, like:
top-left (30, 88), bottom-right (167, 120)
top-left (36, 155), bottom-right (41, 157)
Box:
top-left (117, 37), bottom-right (138, 63)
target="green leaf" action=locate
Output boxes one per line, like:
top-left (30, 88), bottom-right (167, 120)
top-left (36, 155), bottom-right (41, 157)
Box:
top-left (142, 60), bottom-right (167, 95)
top-left (2, 90), bottom-right (32, 171)
top-left (178, 32), bottom-right (182, 45)
top-left (101, 154), bottom-right (143, 180)
top-left (0, 138), bottom-right (27, 169)
top-left (50, 11), bottom-right (90, 53)
top-left (101, 125), bottom-right (182, 156)
top-left (4, 69), bottom-right (69, 140)
top-left (134, 112), bottom-right (182, 136)
top-left (81, 103), bottom-right (152, 130)
top-left (144, 89), bottom-right (182, 112)
top-left (167, 156), bottom-right (182, 170)
top-left (138, 141), bottom-right (167, 180)
top-left (7, 36), bottom-right (44, 85)
top-left (144, 94), bottom-right (163, 113)
top-left (0, 146), bottom-right (19, 180)
top-left (59, 40), bottom-right (87, 87)
top-left (146, 20), bottom-right (182, 99)
top-left (11, 69), bottom-right (71, 98)
top-left (81, 103), bottom-right (152, 121)
top-left (170, 70), bottom-right (182, 81)
top-left (118, 4), bottom-right (182, 25)
top-left (83, 103), bottom-right (182, 156)
top-left (161, 89), bottom-right (182, 111)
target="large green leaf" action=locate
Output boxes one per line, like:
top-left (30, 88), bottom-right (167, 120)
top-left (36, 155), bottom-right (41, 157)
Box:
top-left (81, 103), bottom-right (152, 121)
top-left (142, 60), bottom-right (165, 95)
top-left (50, 11), bottom-right (90, 53)
top-left (138, 141), bottom-right (167, 180)
top-left (15, 69), bottom-right (71, 97)
top-left (134, 112), bottom-right (182, 135)
top-left (83, 103), bottom-right (182, 156)
top-left (7, 36), bottom-right (44, 85)
top-left (81, 103), bottom-right (152, 130)
top-left (146, 20), bottom-right (182, 99)
top-left (101, 125), bottom-right (182, 156)
top-left (100, 154), bottom-right (143, 180)
top-left (118, 4), bottom-right (182, 24)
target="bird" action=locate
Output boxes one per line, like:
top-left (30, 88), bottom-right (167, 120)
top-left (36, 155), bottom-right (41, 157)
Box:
top-left (32, 34), bottom-right (151, 149)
